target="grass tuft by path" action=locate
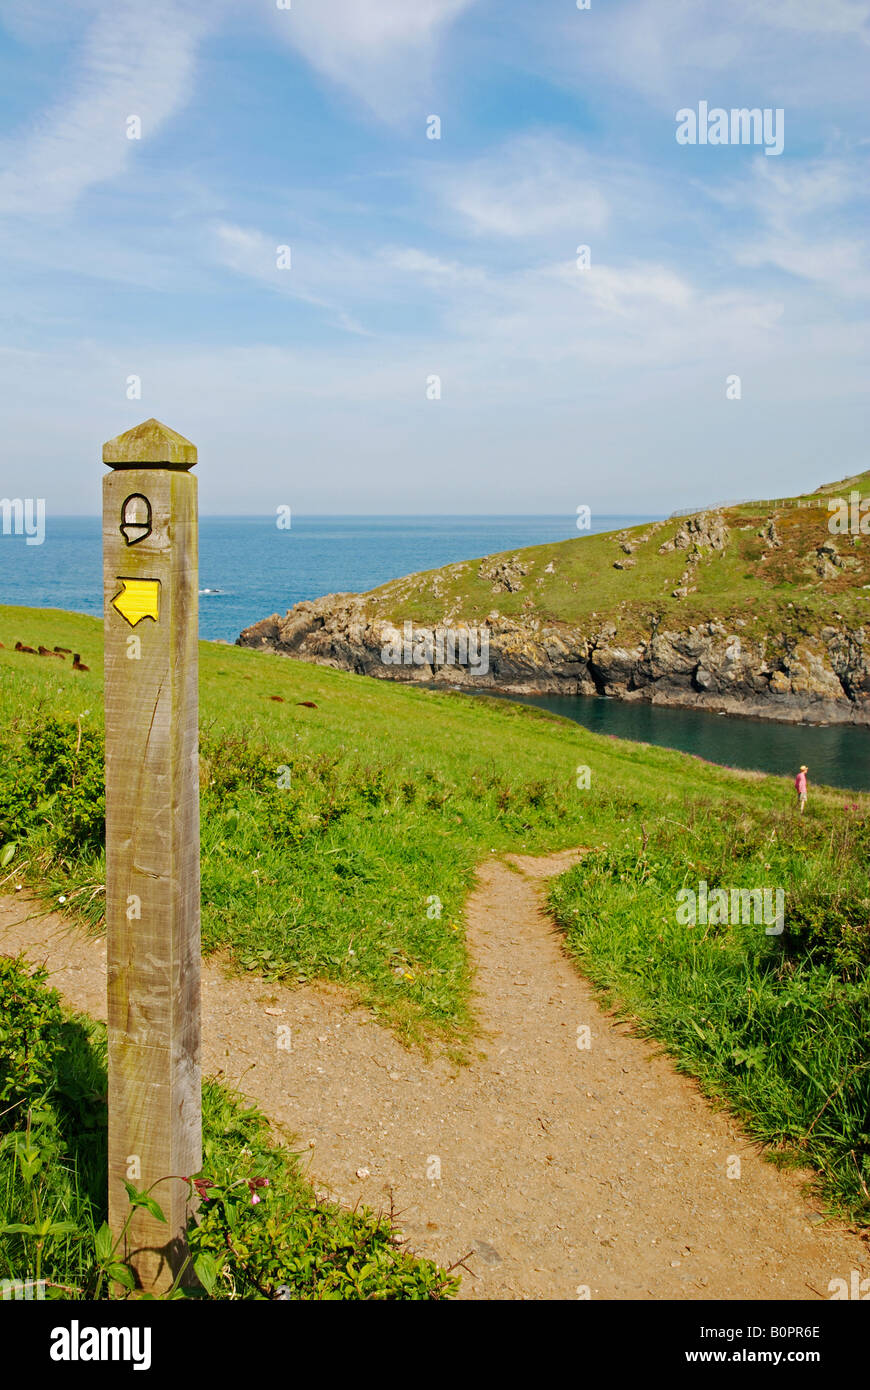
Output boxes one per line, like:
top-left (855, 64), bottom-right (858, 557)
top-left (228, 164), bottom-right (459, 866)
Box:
top-left (549, 805), bottom-right (870, 1224)
top-left (0, 954), bottom-right (457, 1300)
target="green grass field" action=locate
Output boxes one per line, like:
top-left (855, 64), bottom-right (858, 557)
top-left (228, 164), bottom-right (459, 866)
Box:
top-left (1, 603), bottom-right (868, 1226)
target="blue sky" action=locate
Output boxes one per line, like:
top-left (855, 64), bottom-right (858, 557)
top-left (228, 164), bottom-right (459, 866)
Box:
top-left (0, 0), bottom-right (868, 515)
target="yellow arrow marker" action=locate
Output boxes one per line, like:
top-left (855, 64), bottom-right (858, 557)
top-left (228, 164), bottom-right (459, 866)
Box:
top-left (112, 577), bottom-right (160, 627)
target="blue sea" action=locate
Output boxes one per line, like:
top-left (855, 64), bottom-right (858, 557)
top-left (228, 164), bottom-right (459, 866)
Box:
top-left (0, 514), bottom-right (645, 643)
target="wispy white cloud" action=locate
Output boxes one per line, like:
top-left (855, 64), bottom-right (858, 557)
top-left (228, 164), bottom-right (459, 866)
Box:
top-left (210, 221), bottom-right (378, 334)
top-left (269, 0), bottom-right (478, 119)
top-left (438, 134), bottom-right (610, 240)
top-left (758, 0), bottom-right (870, 35)
top-left (713, 158), bottom-right (857, 223)
top-left (209, 200), bottom-right (782, 369)
top-left (0, 0), bottom-right (218, 216)
top-left (383, 247), bottom-right (489, 305)
top-left (434, 258), bottom-right (785, 374)
top-left (711, 157), bottom-right (870, 297)
top-left (542, 0), bottom-right (870, 110)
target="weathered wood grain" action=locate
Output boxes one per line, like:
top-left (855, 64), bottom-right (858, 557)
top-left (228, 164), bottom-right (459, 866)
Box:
top-left (102, 421), bottom-right (200, 1293)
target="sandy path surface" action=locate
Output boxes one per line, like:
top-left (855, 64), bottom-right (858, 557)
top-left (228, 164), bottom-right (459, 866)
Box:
top-left (1, 851), bottom-right (866, 1301)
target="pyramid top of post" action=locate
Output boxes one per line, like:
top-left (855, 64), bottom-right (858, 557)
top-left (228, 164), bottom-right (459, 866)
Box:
top-left (103, 418), bottom-right (198, 470)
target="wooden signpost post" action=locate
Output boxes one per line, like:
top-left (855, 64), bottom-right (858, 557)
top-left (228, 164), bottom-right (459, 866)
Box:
top-left (102, 418), bottom-right (201, 1293)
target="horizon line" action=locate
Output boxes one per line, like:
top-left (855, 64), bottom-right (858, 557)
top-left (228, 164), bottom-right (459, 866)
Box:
top-left (30, 511), bottom-right (668, 521)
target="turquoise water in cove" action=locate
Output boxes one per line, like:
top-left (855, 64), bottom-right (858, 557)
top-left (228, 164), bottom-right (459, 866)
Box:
top-left (2, 513), bottom-right (868, 790)
top-left (476, 690), bottom-right (870, 794)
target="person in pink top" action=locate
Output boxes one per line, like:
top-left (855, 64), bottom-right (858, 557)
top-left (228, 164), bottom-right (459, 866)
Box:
top-left (795, 765), bottom-right (808, 813)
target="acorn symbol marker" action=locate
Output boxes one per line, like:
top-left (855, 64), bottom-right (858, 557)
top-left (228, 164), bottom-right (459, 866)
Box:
top-left (120, 493), bottom-right (152, 546)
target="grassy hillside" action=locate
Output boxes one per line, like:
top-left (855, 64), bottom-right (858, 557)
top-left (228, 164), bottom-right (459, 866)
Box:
top-left (3, 605), bottom-right (796, 1049)
top-left (349, 471), bottom-right (870, 642)
top-left (1, 604), bottom-right (868, 1222)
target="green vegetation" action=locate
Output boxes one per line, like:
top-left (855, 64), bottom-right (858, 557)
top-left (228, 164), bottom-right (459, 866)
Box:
top-left (1, 602), bottom-right (868, 1230)
top-left (350, 470), bottom-right (870, 644)
top-left (0, 956), bottom-right (457, 1299)
top-left (6, 605), bottom-right (810, 1051)
top-left (549, 801), bottom-right (870, 1224)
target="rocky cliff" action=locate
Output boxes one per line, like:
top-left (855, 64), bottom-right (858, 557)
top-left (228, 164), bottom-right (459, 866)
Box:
top-left (238, 595), bottom-right (870, 725)
top-left (237, 486), bottom-right (870, 726)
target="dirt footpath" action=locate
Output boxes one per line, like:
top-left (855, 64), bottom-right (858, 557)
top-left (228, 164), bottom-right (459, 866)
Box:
top-left (1, 850), bottom-right (866, 1300)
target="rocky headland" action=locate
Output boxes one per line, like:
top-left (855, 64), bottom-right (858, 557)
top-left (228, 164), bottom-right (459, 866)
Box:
top-left (238, 483), bottom-right (870, 726)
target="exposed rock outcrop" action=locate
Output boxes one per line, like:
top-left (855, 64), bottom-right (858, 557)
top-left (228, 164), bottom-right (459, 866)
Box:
top-left (237, 598), bottom-right (870, 726)
top-left (764, 516), bottom-right (782, 549)
top-left (658, 512), bottom-right (729, 554)
top-left (478, 556), bottom-right (530, 592)
top-left (812, 541), bottom-right (842, 580)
